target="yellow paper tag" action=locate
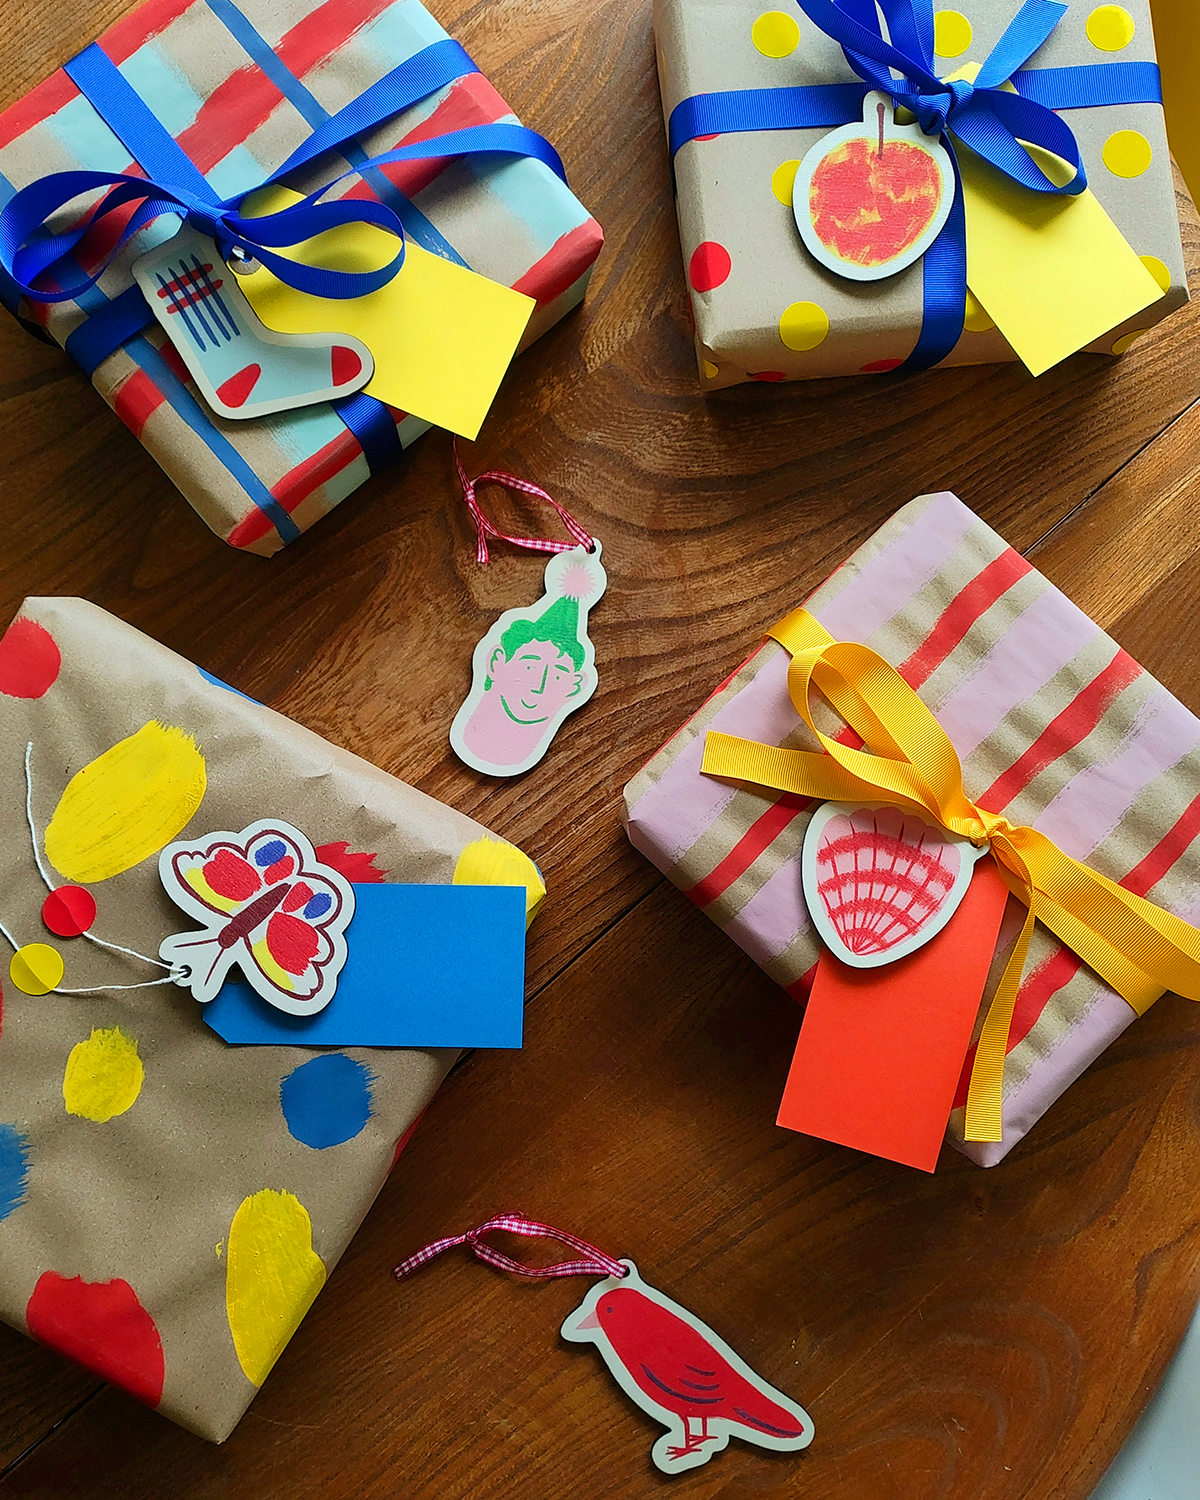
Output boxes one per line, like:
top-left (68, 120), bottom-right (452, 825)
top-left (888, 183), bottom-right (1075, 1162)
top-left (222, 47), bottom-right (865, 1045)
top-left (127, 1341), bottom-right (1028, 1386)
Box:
top-left (238, 188), bottom-right (535, 439)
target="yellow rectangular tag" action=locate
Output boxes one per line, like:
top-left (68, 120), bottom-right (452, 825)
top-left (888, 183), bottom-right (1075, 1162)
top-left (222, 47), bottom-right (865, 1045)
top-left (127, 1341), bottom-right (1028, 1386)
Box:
top-left (239, 189), bottom-right (535, 439)
top-left (959, 141), bottom-right (1165, 376)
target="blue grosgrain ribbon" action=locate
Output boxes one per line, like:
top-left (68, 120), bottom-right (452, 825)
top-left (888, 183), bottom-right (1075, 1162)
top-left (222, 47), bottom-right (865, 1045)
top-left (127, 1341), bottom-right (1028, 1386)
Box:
top-left (0, 38), bottom-right (566, 308)
top-left (668, 0), bottom-right (1162, 372)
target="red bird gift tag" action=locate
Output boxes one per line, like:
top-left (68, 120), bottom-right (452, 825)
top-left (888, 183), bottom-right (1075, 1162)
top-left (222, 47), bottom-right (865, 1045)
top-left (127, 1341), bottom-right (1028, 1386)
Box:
top-left (394, 1214), bottom-right (814, 1476)
top-left (562, 1261), bottom-right (813, 1474)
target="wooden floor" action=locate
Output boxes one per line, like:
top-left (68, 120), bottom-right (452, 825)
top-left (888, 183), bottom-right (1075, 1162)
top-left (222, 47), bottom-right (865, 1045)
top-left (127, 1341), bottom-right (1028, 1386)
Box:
top-left (4, 2), bottom-right (1200, 1497)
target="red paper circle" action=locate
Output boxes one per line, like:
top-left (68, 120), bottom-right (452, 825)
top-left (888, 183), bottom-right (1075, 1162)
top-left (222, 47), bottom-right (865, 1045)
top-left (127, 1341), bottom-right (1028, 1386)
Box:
top-left (0, 618), bottom-right (61, 699)
top-left (688, 241), bottom-right (732, 293)
top-left (41, 886), bottom-right (97, 938)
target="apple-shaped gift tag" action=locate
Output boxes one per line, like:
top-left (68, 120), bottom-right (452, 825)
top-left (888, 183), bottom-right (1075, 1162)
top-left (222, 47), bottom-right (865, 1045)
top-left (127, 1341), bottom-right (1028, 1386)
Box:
top-left (794, 90), bottom-right (953, 282)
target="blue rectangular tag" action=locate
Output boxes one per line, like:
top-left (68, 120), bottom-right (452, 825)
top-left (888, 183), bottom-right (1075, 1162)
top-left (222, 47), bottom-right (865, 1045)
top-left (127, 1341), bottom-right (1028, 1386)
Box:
top-left (203, 882), bottom-right (526, 1048)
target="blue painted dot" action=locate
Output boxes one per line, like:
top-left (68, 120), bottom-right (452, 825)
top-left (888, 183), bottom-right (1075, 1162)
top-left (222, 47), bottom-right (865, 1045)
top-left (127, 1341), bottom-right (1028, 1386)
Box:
top-left (255, 840), bottom-right (287, 868)
top-left (0, 1124), bottom-right (31, 1223)
top-left (279, 1054), bottom-right (374, 1149)
top-left (303, 893), bottom-right (332, 919)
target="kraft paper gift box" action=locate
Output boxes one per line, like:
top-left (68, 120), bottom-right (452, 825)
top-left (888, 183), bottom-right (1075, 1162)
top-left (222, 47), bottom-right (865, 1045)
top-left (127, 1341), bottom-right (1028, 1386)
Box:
top-left (655, 0), bottom-right (1188, 386)
top-left (0, 0), bottom-right (603, 555)
top-left (0, 597), bottom-right (542, 1441)
top-left (623, 491), bottom-right (1200, 1165)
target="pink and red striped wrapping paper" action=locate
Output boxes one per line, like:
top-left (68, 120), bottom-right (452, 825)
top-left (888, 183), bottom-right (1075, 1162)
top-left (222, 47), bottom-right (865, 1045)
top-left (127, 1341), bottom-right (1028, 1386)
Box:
top-left (0, 0), bottom-right (603, 554)
top-left (623, 492), bottom-right (1200, 1166)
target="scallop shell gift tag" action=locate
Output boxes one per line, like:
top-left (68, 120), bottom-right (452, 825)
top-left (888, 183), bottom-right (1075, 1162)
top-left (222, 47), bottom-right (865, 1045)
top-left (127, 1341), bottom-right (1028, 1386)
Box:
top-left (801, 801), bottom-right (987, 967)
top-left (794, 91), bottom-right (953, 281)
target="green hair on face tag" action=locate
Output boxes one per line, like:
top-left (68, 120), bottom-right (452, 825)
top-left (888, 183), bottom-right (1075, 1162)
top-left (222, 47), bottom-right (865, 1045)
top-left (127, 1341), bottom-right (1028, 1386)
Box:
top-left (485, 593), bottom-right (585, 688)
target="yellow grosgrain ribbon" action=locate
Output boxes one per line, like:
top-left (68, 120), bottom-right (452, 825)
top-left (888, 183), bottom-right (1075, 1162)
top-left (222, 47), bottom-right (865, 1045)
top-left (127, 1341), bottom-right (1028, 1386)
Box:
top-left (700, 607), bottom-right (1200, 1142)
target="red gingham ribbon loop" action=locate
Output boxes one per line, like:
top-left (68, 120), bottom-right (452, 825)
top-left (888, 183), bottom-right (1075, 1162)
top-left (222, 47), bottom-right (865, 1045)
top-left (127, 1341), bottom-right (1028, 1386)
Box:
top-left (393, 1213), bottom-right (628, 1282)
top-left (454, 442), bottom-right (594, 566)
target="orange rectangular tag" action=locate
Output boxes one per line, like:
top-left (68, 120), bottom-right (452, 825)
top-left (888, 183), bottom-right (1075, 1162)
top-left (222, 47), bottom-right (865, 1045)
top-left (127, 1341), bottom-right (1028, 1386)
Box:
top-left (777, 857), bottom-right (1011, 1172)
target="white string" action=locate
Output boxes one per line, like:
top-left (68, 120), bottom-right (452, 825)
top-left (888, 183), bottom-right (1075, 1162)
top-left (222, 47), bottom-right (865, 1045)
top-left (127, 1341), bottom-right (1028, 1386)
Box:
top-left (6, 743), bottom-right (189, 995)
top-left (23, 740), bottom-right (174, 974)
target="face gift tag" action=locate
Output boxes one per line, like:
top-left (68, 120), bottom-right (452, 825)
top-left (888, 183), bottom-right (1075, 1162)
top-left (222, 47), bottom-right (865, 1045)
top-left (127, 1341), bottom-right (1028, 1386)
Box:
top-left (449, 453), bottom-right (605, 778)
top-left (133, 225), bottom-right (373, 419)
top-left (394, 1214), bottom-right (814, 1476)
top-left (794, 90), bottom-right (953, 281)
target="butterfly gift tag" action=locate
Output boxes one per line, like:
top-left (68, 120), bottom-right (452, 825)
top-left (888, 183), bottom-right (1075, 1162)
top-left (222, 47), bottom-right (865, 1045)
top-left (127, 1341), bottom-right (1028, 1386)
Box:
top-left (133, 225), bottom-right (373, 419)
top-left (159, 820), bottom-right (354, 1014)
top-left (794, 91), bottom-right (953, 281)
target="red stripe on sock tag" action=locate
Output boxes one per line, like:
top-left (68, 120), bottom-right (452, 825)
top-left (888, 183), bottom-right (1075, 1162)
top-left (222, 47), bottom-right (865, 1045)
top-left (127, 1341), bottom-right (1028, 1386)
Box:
top-left (979, 649), bottom-right (1143, 811)
top-left (899, 549), bottom-right (1034, 690)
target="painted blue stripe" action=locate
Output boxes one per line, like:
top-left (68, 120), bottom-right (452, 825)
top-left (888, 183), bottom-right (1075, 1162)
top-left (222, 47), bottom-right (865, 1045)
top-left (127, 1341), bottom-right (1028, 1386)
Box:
top-left (132, 334), bottom-right (300, 542)
top-left (203, 0), bottom-right (468, 265)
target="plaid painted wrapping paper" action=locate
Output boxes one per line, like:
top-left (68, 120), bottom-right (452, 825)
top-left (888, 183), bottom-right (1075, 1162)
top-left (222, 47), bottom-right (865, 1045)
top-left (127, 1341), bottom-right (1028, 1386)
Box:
top-left (0, 596), bottom-right (539, 1440)
top-left (0, 0), bottom-right (603, 555)
top-left (623, 493), bottom-right (1200, 1165)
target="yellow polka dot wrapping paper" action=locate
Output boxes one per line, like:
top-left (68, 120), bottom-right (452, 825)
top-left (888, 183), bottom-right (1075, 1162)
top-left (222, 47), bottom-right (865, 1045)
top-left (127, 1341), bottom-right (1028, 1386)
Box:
top-left (655, 0), bottom-right (1189, 386)
top-left (0, 597), bottom-right (542, 1442)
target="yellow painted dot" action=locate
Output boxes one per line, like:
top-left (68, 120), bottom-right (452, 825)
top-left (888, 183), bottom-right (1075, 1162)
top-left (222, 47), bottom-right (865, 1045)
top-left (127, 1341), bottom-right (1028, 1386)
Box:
top-left (1102, 129), bottom-right (1152, 178)
top-left (10, 942), bottom-right (63, 995)
top-left (933, 11), bottom-right (973, 58)
top-left (1086, 5), bottom-right (1135, 51)
top-left (963, 291), bottom-right (995, 333)
top-left (779, 301), bottom-right (829, 352)
top-left (1112, 329), bottom-right (1149, 354)
top-left (226, 1189), bottom-right (326, 1387)
top-left (453, 836), bottom-right (546, 927)
top-left (62, 1026), bottom-right (144, 1121)
top-left (752, 10), bottom-right (801, 58)
top-left (771, 158), bottom-right (801, 205)
top-left (701, 358), bottom-right (720, 379)
top-left (1140, 255), bottom-right (1171, 292)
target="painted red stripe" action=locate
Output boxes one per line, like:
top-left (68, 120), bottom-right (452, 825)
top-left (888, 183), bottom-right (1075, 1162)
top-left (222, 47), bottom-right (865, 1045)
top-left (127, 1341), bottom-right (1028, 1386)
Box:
top-left (900, 548), bottom-right (1033, 690)
top-left (979, 649), bottom-right (1143, 811)
top-left (112, 367), bottom-right (167, 438)
top-left (686, 793), bottom-right (809, 907)
top-left (342, 72), bottom-right (512, 203)
top-left (513, 218), bottom-right (605, 308)
top-left (1124, 790), bottom-right (1200, 899)
top-left (0, 0), bottom-right (197, 149)
top-left (176, 0), bottom-right (396, 174)
top-left (155, 337), bottom-right (191, 386)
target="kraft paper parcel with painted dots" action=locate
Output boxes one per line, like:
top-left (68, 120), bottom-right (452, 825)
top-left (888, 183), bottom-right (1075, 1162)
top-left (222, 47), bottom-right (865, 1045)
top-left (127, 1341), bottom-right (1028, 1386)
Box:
top-left (0, 598), bottom-right (544, 1443)
top-left (656, 0), bottom-right (1187, 387)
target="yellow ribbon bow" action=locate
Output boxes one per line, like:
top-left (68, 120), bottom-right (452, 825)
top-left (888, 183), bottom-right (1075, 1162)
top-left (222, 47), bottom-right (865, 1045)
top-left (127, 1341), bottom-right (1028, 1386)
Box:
top-left (700, 608), bottom-right (1200, 1142)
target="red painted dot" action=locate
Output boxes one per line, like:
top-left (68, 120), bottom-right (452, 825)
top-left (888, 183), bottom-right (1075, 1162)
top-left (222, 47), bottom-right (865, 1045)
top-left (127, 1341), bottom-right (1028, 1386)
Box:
top-left (41, 886), bottom-right (97, 938)
top-left (861, 358), bottom-right (905, 373)
top-left (26, 1272), bottom-right (164, 1407)
top-left (0, 618), bottom-right (61, 699)
top-left (688, 241), bottom-right (732, 293)
top-left (695, 133), bottom-right (719, 142)
top-left (215, 362), bottom-right (262, 408)
top-left (331, 345), bottom-right (362, 386)
top-left (749, 370), bottom-right (786, 382)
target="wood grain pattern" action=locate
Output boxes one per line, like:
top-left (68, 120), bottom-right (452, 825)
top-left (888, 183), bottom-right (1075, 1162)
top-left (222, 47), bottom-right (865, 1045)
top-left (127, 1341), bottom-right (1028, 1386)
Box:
top-left (2, 0), bottom-right (1200, 1495)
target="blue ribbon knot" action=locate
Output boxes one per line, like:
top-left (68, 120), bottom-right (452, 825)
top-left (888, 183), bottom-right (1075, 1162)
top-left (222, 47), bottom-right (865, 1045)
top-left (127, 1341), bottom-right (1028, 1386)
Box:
top-left (668, 0), bottom-right (1154, 372)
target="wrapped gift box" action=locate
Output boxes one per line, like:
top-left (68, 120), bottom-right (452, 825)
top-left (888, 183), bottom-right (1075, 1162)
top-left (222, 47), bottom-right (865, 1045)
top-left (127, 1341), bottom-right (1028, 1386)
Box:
top-left (0, 0), bottom-right (603, 555)
top-left (624, 491), bottom-right (1200, 1165)
top-left (0, 597), bottom-right (542, 1440)
top-left (655, 0), bottom-right (1187, 385)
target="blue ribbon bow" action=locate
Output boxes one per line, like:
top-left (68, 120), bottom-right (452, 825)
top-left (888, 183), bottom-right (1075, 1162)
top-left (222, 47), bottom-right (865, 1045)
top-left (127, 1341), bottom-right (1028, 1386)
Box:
top-left (0, 37), bottom-right (566, 308)
top-left (669, 0), bottom-right (1139, 373)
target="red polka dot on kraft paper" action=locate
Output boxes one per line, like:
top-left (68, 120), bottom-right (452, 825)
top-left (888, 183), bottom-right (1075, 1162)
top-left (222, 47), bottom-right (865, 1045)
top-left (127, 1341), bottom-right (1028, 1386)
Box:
top-left (861, 359), bottom-right (905, 373)
top-left (750, 370), bottom-right (786, 382)
top-left (689, 242), bottom-right (732, 293)
top-left (0, 618), bottom-right (60, 698)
